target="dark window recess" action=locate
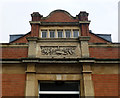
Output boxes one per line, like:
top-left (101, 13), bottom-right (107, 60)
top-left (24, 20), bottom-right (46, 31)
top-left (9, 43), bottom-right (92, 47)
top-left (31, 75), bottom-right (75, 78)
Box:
top-left (39, 81), bottom-right (80, 98)
top-left (42, 31), bottom-right (47, 38)
top-left (39, 94), bottom-right (79, 98)
top-left (40, 81), bottom-right (79, 91)
top-left (58, 31), bottom-right (63, 38)
top-left (73, 30), bottom-right (79, 37)
top-left (65, 31), bottom-right (71, 38)
top-left (50, 31), bottom-right (55, 38)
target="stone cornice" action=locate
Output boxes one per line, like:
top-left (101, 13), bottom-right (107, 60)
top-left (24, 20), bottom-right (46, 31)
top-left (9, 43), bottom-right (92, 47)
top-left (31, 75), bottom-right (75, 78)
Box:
top-left (26, 37), bottom-right (38, 41)
top-left (79, 36), bottom-right (90, 41)
top-left (29, 21), bottom-right (41, 24)
top-left (38, 38), bottom-right (79, 42)
top-left (79, 21), bottom-right (91, 24)
top-left (29, 21), bottom-right (91, 26)
top-left (0, 44), bottom-right (28, 48)
top-left (30, 21), bottom-right (80, 26)
top-left (1, 58), bottom-right (120, 64)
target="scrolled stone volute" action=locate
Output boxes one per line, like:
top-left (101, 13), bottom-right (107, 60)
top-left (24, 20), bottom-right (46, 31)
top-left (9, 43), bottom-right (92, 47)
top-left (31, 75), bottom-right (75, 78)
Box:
top-left (31, 12), bottom-right (43, 21)
top-left (78, 11), bottom-right (89, 21)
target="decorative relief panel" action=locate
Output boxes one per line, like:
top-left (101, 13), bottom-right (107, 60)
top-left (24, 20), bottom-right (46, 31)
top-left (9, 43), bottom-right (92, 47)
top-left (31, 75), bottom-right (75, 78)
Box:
top-left (40, 46), bottom-right (76, 56)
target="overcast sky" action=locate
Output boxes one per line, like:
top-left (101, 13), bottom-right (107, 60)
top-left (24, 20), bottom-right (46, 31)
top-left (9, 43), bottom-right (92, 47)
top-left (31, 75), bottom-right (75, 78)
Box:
top-left (0, 0), bottom-right (119, 43)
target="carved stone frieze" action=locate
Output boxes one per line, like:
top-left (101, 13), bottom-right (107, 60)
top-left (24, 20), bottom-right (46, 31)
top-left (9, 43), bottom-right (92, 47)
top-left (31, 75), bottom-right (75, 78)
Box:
top-left (40, 46), bottom-right (76, 56)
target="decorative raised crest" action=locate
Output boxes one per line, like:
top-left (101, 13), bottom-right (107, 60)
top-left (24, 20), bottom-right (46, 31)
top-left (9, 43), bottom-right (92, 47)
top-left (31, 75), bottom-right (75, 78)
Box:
top-left (40, 46), bottom-right (76, 56)
top-left (40, 9), bottom-right (78, 22)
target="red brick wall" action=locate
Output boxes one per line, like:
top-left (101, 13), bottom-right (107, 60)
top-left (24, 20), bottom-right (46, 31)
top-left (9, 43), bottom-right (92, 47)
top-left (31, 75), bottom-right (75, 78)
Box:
top-left (0, 74), bottom-right (2, 97)
top-left (92, 74), bottom-right (119, 97)
top-left (1, 47), bottom-right (28, 59)
top-left (89, 33), bottom-right (108, 43)
top-left (2, 74), bottom-right (26, 96)
top-left (31, 24), bottom-right (39, 37)
top-left (89, 47), bottom-right (119, 59)
top-left (80, 24), bottom-right (89, 36)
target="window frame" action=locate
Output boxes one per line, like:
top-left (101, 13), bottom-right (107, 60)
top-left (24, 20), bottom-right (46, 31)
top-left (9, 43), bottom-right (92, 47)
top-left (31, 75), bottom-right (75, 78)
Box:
top-left (49, 30), bottom-right (55, 38)
top-left (73, 30), bottom-right (79, 38)
top-left (65, 30), bottom-right (71, 38)
top-left (41, 30), bottom-right (47, 38)
top-left (57, 30), bottom-right (63, 38)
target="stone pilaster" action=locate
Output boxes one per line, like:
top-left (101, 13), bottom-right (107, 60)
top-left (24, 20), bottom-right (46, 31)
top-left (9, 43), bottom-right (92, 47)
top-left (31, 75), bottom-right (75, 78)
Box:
top-left (25, 63), bottom-right (36, 97)
top-left (26, 37), bottom-right (38, 97)
top-left (82, 64), bottom-right (94, 97)
top-left (27, 37), bottom-right (38, 58)
top-left (79, 36), bottom-right (94, 97)
top-left (79, 36), bottom-right (90, 58)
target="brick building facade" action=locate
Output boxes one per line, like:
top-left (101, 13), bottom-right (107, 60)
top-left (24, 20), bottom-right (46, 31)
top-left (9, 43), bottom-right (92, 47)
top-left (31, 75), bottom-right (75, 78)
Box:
top-left (1, 10), bottom-right (120, 97)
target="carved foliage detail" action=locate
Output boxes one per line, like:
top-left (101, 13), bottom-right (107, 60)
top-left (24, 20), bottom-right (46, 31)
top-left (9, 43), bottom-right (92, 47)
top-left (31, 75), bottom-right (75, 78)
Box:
top-left (40, 46), bottom-right (76, 56)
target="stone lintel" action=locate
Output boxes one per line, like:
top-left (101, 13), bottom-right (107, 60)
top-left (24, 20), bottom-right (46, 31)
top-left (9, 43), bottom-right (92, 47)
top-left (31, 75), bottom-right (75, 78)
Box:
top-left (36, 74), bottom-right (82, 81)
